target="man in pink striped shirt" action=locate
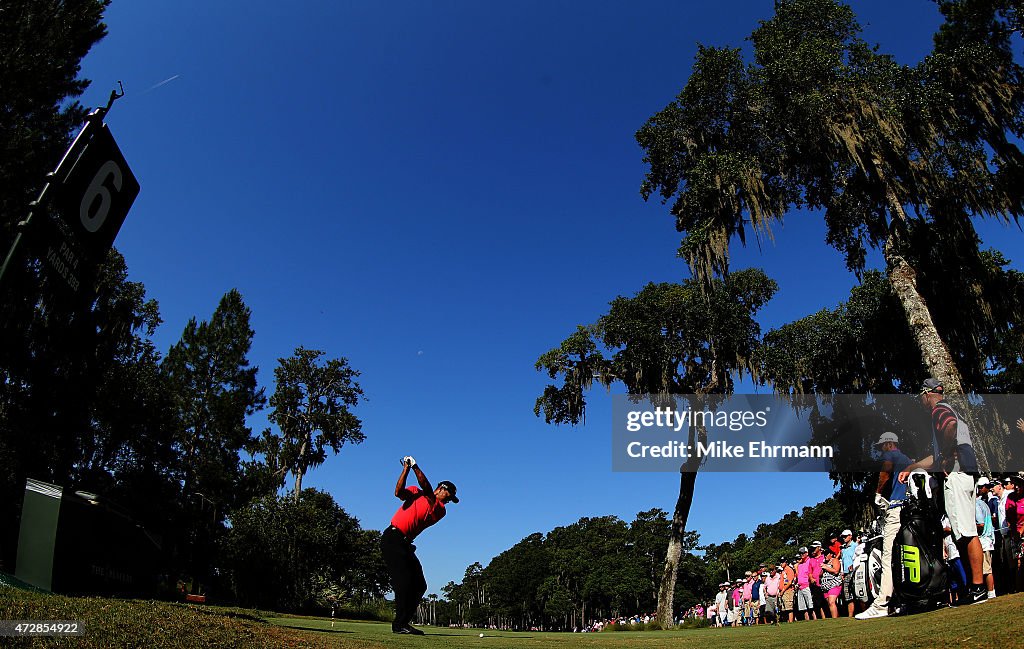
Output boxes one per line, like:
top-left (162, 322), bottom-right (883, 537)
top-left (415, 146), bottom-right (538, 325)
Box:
top-left (807, 541), bottom-right (826, 618)
top-left (795, 547), bottom-right (816, 620)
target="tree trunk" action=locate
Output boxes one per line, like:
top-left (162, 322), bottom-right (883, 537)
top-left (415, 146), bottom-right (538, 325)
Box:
top-left (293, 469), bottom-right (304, 503)
top-left (655, 421), bottom-right (705, 629)
top-left (293, 438), bottom-right (309, 503)
top-left (878, 173), bottom-right (963, 388)
top-left (884, 238), bottom-right (990, 473)
top-left (885, 248), bottom-right (964, 392)
top-left (878, 176), bottom-right (996, 472)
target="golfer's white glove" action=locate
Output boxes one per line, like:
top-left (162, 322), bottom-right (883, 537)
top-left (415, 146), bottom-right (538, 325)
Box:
top-left (874, 493), bottom-right (889, 509)
top-left (402, 455), bottom-right (417, 468)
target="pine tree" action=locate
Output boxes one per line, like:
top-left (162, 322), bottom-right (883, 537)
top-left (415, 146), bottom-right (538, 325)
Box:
top-left (163, 289), bottom-right (265, 509)
top-left (162, 289), bottom-right (265, 587)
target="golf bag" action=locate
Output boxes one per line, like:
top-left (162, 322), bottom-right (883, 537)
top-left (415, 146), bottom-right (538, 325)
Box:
top-left (851, 516), bottom-right (883, 604)
top-left (891, 470), bottom-right (948, 614)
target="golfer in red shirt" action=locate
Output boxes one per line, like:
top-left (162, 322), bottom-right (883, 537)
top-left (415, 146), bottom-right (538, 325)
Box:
top-left (382, 456), bottom-right (459, 635)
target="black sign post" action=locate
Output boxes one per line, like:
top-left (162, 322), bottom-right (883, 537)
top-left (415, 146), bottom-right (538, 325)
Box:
top-left (0, 85), bottom-right (140, 298)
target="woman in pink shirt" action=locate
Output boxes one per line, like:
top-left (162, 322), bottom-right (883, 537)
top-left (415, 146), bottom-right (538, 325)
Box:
top-left (820, 547), bottom-right (843, 619)
top-left (1016, 490), bottom-right (1024, 536)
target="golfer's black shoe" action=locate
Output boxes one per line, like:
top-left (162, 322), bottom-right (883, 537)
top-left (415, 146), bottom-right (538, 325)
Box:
top-left (968, 586), bottom-right (988, 604)
top-left (393, 625), bottom-right (425, 635)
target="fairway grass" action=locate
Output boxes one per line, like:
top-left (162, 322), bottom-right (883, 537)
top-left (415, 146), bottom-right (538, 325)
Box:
top-left (268, 594), bottom-right (1020, 649)
top-left (2, 586), bottom-right (1020, 648)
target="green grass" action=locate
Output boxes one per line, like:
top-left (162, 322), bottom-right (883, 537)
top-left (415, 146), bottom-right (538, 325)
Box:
top-left (2, 586), bottom-right (1021, 648)
top-left (268, 597), bottom-right (1022, 649)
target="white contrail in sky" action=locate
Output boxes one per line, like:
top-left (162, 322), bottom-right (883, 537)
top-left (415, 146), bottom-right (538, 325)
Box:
top-left (139, 74), bottom-right (180, 95)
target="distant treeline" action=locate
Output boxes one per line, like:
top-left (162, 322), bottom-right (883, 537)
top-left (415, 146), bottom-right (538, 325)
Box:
top-left (428, 498), bottom-right (855, 630)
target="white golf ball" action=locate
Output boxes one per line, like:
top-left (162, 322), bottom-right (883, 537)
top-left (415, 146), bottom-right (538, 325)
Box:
top-left (479, 633), bottom-right (484, 638)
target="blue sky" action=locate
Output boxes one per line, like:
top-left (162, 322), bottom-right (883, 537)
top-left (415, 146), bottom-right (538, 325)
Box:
top-left (77, 1), bottom-right (1023, 593)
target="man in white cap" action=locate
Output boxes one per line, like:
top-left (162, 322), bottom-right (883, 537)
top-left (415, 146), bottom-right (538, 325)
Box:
top-left (856, 431), bottom-right (912, 619)
top-left (839, 529), bottom-right (860, 616)
top-left (975, 477), bottom-right (996, 599)
top-left (714, 583), bottom-right (728, 627)
top-left (807, 541), bottom-right (826, 618)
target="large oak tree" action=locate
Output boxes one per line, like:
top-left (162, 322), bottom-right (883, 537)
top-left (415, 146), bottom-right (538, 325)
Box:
top-left (535, 269), bottom-right (777, 627)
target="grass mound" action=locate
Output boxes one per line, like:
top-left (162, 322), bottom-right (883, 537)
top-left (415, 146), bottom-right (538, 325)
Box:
top-left (0, 587), bottom-right (350, 648)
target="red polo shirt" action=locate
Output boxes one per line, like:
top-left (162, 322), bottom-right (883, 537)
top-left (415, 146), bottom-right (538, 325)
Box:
top-left (390, 486), bottom-right (446, 541)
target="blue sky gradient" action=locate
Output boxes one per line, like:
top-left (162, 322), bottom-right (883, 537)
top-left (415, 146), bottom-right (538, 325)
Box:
top-left (76, 1), bottom-right (1022, 592)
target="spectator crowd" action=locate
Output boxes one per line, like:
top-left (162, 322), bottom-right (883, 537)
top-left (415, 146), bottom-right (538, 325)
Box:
top-left (581, 381), bottom-right (1021, 631)
top-left (694, 472), bottom-right (1023, 627)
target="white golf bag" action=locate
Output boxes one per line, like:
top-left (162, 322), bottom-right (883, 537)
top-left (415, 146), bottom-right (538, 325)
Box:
top-left (851, 516), bottom-right (884, 603)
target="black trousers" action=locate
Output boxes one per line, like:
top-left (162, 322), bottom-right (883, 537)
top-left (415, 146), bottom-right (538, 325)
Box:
top-left (381, 527), bottom-right (427, 630)
top-left (994, 531), bottom-right (1012, 595)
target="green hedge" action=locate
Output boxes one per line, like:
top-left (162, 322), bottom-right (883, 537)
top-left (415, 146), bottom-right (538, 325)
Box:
top-left (335, 599), bottom-right (392, 622)
top-left (603, 621), bottom-right (663, 632)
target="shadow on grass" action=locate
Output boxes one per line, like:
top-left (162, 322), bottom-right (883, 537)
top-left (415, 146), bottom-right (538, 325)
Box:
top-left (275, 624), bottom-right (354, 634)
top-left (172, 603), bottom-right (267, 624)
top-left (428, 633), bottom-right (536, 639)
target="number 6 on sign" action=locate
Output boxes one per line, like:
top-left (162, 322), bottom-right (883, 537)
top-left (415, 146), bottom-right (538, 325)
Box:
top-left (80, 160), bottom-right (123, 233)
top-left (53, 123), bottom-right (140, 262)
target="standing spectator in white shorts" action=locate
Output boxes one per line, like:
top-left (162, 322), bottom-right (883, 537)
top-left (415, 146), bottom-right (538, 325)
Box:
top-left (714, 583), bottom-right (728, 627)
top-left (900, 378), bottom-right (986, 604)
